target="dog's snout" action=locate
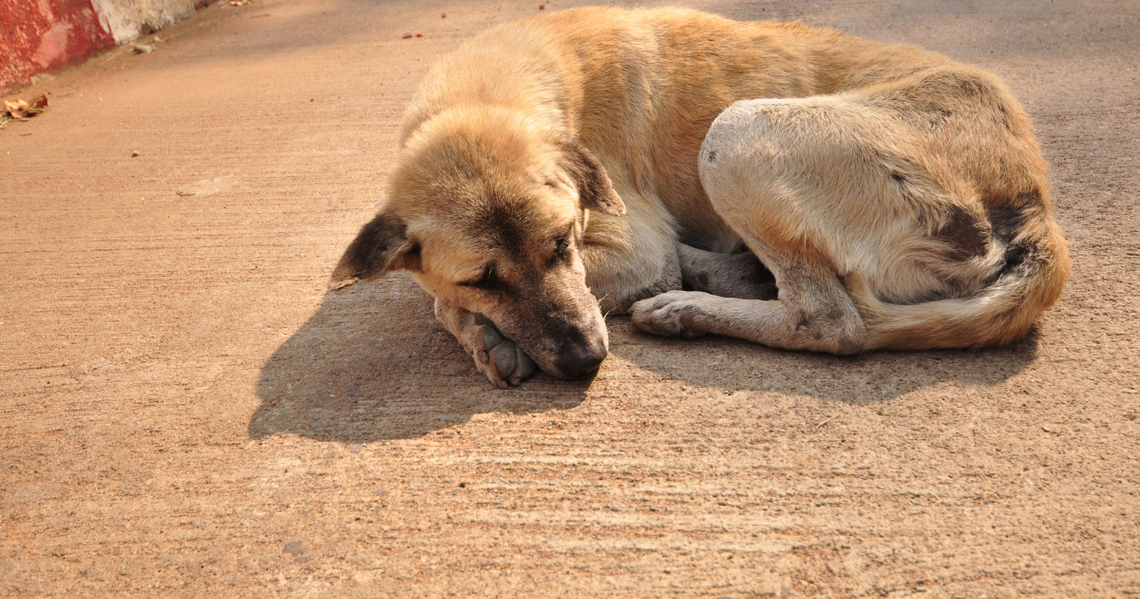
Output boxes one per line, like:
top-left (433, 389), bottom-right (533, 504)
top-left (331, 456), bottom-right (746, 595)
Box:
top-left (556, 340), bottom-right (608, 379)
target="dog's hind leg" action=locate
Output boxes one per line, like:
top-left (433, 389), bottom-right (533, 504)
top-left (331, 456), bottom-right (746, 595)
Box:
top-left (434, 298), bottom-right (537, 388)
top-left (677, 243), bottom-right (778, 300)
top-left (632, 97), bottom-right (889, 353)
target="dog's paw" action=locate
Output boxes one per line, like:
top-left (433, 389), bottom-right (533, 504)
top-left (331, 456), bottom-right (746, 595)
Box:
top-left (469, 322), bottom-right (538, 388)
top-left (629, 290), bottom-right (715, 338)
top-left (434, 298), bottom-right (538, 388)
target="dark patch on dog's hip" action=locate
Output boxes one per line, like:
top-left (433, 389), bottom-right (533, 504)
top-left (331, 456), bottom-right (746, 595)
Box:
top-left (936, 203), bottom-right (990, 261)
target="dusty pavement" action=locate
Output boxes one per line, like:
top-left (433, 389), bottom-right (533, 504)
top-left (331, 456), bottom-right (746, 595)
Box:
top-left (2, 0), bottom-right (1138, 596)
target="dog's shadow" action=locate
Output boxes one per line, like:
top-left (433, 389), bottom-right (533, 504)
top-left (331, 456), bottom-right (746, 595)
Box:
top-left (250, 276), bottom-right (1039, 443)
top-left (606, 318), bottom-right (1039, 403)
top-left (248, 274), bottom-right (589, 443)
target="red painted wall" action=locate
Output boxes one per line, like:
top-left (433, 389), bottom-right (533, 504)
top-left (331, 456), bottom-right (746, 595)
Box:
top-left (0, 0), bottom-right (116, 94)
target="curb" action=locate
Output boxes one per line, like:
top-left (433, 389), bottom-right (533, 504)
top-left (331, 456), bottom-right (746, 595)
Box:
top-left (0, 0), bottom-right (216, 94)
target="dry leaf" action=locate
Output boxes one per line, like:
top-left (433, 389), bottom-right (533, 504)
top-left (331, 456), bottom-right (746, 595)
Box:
top-left (3, 94), bottom-right (48, 119)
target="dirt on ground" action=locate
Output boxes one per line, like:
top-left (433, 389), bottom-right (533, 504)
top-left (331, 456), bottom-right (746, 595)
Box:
top-left (1, 0), bottom-right (1138, 596)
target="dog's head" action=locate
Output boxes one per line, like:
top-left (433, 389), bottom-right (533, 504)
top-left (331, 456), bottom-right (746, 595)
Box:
top-left (329, 108), bottom-right (624, 379)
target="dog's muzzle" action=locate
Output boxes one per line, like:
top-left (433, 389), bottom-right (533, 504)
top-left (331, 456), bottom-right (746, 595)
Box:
top-left (554, 336), bottom-right (608, 379)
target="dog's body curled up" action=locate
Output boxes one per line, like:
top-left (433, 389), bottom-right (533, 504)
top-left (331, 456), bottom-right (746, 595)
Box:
top-left (330, 6), bottom-right (1070, 387)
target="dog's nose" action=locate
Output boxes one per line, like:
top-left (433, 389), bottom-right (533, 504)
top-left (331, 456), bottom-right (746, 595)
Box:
top-left (557, 343), bottom-right (607, 379)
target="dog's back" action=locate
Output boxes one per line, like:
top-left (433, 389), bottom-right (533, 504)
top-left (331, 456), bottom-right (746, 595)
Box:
top-left (405, 8), bottom-right (964, 240)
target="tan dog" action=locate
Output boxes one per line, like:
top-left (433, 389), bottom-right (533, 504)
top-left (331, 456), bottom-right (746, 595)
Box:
top-left (330, 6), bottom-right (1070, 387)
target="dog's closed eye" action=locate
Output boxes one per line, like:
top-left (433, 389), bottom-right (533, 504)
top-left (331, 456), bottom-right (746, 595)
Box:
top-left (460, 264), bottom-right (500, 290)
top-left (554, 223), bottom-right (575, 259)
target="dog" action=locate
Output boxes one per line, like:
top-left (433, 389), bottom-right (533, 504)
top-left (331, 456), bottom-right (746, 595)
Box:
top-left (329, 6), bottom-right (1070, 387)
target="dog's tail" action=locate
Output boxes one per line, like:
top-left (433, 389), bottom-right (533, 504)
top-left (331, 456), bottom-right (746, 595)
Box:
top-left (849, 208), bottom-right (1070, 350)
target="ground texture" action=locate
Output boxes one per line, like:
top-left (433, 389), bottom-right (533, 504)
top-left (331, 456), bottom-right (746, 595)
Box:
top-left (2, 0), bottom-right (1138, 596)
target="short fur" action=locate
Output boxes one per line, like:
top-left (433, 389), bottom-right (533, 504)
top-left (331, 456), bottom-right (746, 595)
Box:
top-left (331, 6), bottom-right (1069, 386)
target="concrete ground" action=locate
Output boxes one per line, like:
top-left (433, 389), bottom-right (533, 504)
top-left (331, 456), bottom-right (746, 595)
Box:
top-left (2, 0), bottom-right (1138, 596)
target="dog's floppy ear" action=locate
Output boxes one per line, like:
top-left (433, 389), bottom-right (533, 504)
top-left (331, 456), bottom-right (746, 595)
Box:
top-left (329, 212), bottom-right (421, 290)
top-left (558, 138), bottom-right (625, 216)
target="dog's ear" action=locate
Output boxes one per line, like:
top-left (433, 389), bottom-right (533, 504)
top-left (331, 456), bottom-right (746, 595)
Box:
top-left (558, 138), bottom-right (625, 216)
top-left (329, 212), bottom-right (421, 290)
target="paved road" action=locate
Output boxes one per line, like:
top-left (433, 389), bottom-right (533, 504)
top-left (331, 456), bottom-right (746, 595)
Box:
top-left (2, 0), bottom-right (1138, 596)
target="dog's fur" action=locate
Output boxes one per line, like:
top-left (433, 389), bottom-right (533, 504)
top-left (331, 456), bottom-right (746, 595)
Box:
top-left (330, 6), bottom-right (1070, 387)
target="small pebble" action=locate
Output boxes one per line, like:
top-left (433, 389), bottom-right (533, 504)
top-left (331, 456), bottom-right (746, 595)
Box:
top-left (283, 540), bottom-right (306, 556)
top-left (131, 151), bottom-right (140, 157)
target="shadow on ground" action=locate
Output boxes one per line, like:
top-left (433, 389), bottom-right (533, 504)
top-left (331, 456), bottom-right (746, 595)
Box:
top-left (606, 317), bottom-right (1039, 403)
top-left (249, 275), bottom-right (588, 443)
top-left (251, 275), bottom-right (1038, 442)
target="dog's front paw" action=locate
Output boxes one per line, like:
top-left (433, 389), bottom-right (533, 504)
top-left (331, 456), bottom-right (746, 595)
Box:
top-left (469, 322), bottom-right (538, 388)
top-left (435, 298), bottom-right (538, 388)
top-left (629, 290), bottom-right (715, 339)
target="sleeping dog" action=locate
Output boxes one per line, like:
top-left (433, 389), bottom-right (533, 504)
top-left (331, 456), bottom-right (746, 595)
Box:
top-left (330, 6), bottom-right (1069, 387)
